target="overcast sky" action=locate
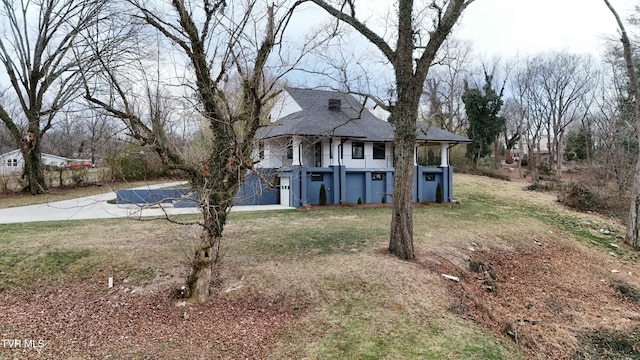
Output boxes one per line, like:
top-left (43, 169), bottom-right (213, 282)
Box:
top-left (455, 0), bottom-right (637, 58)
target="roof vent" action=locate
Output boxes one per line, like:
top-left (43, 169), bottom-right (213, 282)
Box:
top-left (328, 98), bottom-right (341, 110)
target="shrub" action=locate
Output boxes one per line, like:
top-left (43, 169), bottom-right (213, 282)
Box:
top-left (106, 145), bottom-right (165, 181)
top-left (472, 167), bottom-right (511, 181)
top-left (357, 197), bottom-right (363, 204)
top-left (381, 195), bottom-right (386, 203)
top-left (558, 183), bottom-right (605, 212)
top-left (319, 184), bottom-right (327, 205)
top-left (477, 156), bottom-right (498, 169)
top-left (435, 183), bottom-right (443, 203)
top-left (536, 161), bottom-right (553, 176)
top-left (71, 169), bottom-right (87, 184)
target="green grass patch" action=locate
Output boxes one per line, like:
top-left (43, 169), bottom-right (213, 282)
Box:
top-left (0, 221), bottom-right (90, 244)
top-left (0, 248), bottom-right (95, 292)
top-left (453, 179), bottom-right (633, 258)
top-left (233, 208), bottom-right (389, 259)
top-left (273, 295), bottom-right (518, 360)
top-left (314, 319), bottom-right (516, 360)
top-left (0, 218), bottom-right (187, 292)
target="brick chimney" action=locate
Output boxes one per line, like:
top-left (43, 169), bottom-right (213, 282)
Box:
top-left (328, 98), bottom-right (341, 110)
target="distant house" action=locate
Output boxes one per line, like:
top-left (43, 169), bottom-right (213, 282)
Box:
top-left (531, 135), bottom-right (554, 163)
top-left (0, 149), bottom-right (70, 175)
top-left (508, 134), bottom-right (554, 165)
top-left (234, 88), bottom-right (471, 207)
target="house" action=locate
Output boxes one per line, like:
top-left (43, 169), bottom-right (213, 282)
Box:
top-left (0, 149), bottom-right (70, 175)
top-left (234, 87), bottom-right (471, 207)
top-left (507, 134), bottom-right (554, 165)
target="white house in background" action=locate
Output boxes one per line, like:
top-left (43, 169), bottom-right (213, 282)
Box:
top-left (508, 134), bottom-right (554, 164)
top-left (0, 149), bottom-right (70, 174)
top-left (234, 87), bottom-right (472, 207)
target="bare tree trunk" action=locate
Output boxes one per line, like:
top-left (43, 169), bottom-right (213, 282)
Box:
top-left (307, 0), bottom-right (472, 262)
top-left (187, 241), bottom-right (216, 302)
top-left (20, 126), bottom-right (47, 194)
top-left (23, 150), bottom-right (47, 194)
top-left (628, 158), bottom-right (640, 248)
top-left (556, 130), bottom-right (564, 179)
top-left (186, 202), bottom-right (226, 302)
top-left (0, 0), bottom-right (104, 195)
top-left (605, 0), bottom-right (640, 249)
top-left (389, 98), bottom-right (417, 259)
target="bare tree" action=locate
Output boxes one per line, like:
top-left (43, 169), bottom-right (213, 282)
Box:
top-left (80, 112), bottom-right (121, 166)
top-left (508, 56), bottom-right (538, 171)
top-left (305, 0), bottom-right (475, 260)
top-left (508, 53), bottom-right (595, 176)
top-left (423, 37), bottom-right (472, 133)
top-left (42, 112), bottom-right (83, 158)
top-left (0, 0), bottom-right (107, 194)
top-left (604, 0), bottom-right (640, 249)
top-left (592, 45), bottom-right (637, 202)
top-left (83, 0), bottom-right (312, 302)
top-left (526, 52), bottom-right (595, 177)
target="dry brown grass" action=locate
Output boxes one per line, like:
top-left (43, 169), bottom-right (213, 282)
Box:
top-left (1, 173), bottom-right (639, 359)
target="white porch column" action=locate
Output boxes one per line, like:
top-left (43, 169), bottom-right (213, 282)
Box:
top-left (331, 137), bottom-right (341, 166)
top-left (440, 143), bottom-right (449, 167)
top-left (292, 136), bottom-right (302, 166)
top-left (413, 146), bottom-right (418, 166)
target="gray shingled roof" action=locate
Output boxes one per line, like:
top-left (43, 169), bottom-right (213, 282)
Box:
top-left (257, 88), bottom-right (471, 144)
top-left (416, 122), bottom-right (472, 143)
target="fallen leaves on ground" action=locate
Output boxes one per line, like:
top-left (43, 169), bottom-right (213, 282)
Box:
top-left (419, 242), bottom-right (640, 360)
top-left (0, 280), bottom-right (301, 359)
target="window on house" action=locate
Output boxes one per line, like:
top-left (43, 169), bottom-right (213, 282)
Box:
top-left (373, 143), bottom-right (385, 159)
top-left (352, 142), bottom-right (364, 159)
top-left (258, 141), bottom-right (264, 160)
top-left (372, 172), bottom-right (384, 181)
top-left (12, 159), bottom-right (17, 166)
top-left (286, 140), bottom-right (293, 159)
top-left (6, 159), bottom-right (11, 167)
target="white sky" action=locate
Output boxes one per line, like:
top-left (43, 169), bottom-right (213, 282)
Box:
top-left (455, 0), bottom-right (637, 58)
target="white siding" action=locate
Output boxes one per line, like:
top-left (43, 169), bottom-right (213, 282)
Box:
top-left (257, 138), bottom-right (393, 169)
top-left (0, 150), bottom-right (24, 174)
top-left (0, 150), bottom-right (69, 174)
top-left (269, 92), bottom-right (302, 123)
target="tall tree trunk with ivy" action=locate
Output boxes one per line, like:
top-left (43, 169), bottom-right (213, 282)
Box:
top-left (87, 0), bottom-right (284, 302)
top-left (605, 0), bottom-right (640, 249)
top-left (308, 0), bottom-right (474, 260)
top-left (20, 127), bottom-right (47, 195)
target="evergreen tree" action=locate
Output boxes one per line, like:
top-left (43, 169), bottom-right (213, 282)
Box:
top-left (435, 183), bottom-right (443, 203)
top-left (463, 73), bottom-right (506, 166)
top-left (319, 184), bottom-right (327, 206)
top-left (564, 125), bottom-right (594, 161)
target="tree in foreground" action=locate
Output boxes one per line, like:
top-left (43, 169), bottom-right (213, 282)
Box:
top-left (604, 0), bottom-right (640, 249)
top-left (85, 0), bottom-right (314, 302)
top-left (0, 0), bottom-right (105, 194)
top-left (305, 0), bottom-right (475, 260)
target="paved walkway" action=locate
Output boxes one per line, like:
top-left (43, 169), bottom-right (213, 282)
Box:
top-left (0, 182), bottom-right (293, 224)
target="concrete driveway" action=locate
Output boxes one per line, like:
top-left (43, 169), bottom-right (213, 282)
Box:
top-left (0, 182), bottom-right (292, 224)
